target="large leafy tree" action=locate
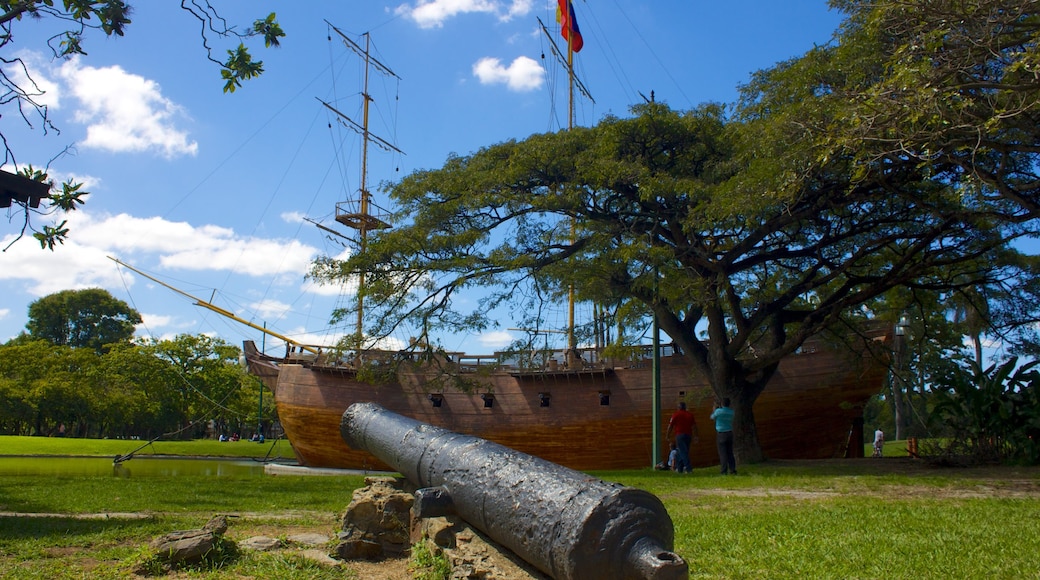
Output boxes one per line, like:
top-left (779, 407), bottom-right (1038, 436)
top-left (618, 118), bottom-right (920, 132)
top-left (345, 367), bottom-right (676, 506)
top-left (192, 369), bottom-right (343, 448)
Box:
top-left (811, 0), bottom-right (1040, 218)
top-left (1, 1), bottom-right (285, 249)
top-left (146, 333), bottom-right (251, 439)
top-left (0, 338), bottom-right (94, 436)
top-left (312, 2), bottom-right (1040, 463)
top-left (314, 102), bottom-right (1035, 463)
top-left (26, 287), bottom-right (141, 352)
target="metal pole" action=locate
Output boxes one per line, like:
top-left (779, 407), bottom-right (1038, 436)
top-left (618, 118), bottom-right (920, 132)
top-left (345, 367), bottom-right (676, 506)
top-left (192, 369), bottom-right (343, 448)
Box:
top-left (652, 271), bottom-right (661, 468)
top-left (257, 376), bottom-right (264, 438)
top-left (259, 322), bottom-right (266, 438)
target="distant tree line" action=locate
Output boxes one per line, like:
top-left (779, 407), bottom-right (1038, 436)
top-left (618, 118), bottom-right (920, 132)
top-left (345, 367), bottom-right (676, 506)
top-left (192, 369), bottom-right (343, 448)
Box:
top-left (0, 289), bottom-right (272, 439)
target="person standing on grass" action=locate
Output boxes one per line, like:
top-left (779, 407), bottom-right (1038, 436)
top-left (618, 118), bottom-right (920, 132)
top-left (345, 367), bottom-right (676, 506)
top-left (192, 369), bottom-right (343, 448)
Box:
top-left (873, 428), bottom-right (885, 457)
top-left (665, 401), bottom-right (699, 473)
top-left (711, 398), bottom-right (737, 475)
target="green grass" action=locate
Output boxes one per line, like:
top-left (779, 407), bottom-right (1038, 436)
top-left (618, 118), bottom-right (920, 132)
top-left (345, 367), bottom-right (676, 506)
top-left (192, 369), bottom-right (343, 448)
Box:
top-left (655, 472), bottom-right (1039, 579)
top-left (2, 438), bottom-right (1039, 579)
top-left (863, 439), bottom-right (912, 458)
top-left (0, 435), bottom-right (296, 460)
top-left (0, 472), bottom-right (365, 514)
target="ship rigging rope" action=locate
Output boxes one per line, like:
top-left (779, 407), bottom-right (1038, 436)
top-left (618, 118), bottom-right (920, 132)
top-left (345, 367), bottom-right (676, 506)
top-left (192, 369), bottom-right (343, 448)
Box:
top-left (134, 57), bottom-right (338, 343)
top-left (595, 0), bottom-right (694, 109)
top-left (113, 266), bottom-right (267, 462)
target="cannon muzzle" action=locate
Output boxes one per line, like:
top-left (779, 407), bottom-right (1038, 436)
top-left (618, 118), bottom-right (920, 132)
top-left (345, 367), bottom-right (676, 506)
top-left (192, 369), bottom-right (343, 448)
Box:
top-left (341, 402), bottom-right (688, 580)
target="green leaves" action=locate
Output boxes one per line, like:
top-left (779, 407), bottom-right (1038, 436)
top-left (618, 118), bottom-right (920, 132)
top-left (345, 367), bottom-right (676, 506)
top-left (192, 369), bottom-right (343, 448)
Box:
top-left (221, 44), bottom-right (264, 94)
top-left (253, 12), bottom-right (284, 48)
top-left (25, 288), bottom-right (142, 353)
top-left (221, 13), bottom-right (284, 93)
top-left (33, 220), bottom-right (69, 250)
top-left (52, 178), bottom-right (88, 211)
top-left (931, 357), bottom-right (1040, 464)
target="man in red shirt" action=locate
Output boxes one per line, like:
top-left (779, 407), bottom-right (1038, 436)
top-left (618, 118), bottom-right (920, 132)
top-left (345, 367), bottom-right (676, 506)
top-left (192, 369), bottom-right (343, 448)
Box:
top-left (665, 401), bottom-right (699, 473)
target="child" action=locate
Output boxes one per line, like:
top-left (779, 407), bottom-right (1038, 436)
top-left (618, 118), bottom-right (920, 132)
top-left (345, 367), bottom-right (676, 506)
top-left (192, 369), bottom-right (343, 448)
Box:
top-left (667, 442), bottom-right (679, 471)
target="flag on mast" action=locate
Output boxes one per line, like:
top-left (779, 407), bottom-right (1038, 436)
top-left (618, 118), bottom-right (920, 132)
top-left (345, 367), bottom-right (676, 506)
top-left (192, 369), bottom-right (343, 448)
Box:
top-left (556, 0), bottom-right (584, 53)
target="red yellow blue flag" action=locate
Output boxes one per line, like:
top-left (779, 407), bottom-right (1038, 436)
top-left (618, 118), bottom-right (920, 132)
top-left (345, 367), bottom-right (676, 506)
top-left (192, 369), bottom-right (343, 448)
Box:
top-left (556, 0), bottom-right (584, 53)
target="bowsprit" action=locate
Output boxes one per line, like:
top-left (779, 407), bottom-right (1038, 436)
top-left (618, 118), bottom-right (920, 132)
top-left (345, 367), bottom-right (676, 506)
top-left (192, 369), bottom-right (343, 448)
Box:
top-left (341, 401), bottom-right (688, 580)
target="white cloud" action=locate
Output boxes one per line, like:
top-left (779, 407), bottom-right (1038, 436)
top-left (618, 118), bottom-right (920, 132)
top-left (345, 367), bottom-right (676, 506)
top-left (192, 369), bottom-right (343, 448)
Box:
top-left (504, 0), bottom-right (535, 20)
top-left (0, 234), bottom-right (123, 296)
top-left (0, 308), bottom-right (8, 321)
top-left (10, 50), bottom-right (62, 110)
top-left (56, 56), bottom-right (198, 158)
top-left (250, 299), bottom-right (292, 320)
top-left (0, 211), bottom-right (319, 296)
top-left (139, 313), bottom-right (174, 330)
top-left (397, 0), bottom-right (533, 28)
top-left (281, 211), bottom-right (307, 224)
top-left (477, 330), bottom-right (516, 349)
top-left (472, 56), bottom-right (544, 91)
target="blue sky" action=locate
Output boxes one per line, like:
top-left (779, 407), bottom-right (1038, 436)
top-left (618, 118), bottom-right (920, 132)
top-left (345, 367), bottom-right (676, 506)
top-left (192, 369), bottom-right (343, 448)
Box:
top-left (2, 1), bottom-right (845, 356)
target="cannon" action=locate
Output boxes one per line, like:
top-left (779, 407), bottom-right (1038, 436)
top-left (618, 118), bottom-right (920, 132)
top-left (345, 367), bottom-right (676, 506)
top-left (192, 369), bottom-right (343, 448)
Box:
top-left (341, 402), bottom-right (689, 580)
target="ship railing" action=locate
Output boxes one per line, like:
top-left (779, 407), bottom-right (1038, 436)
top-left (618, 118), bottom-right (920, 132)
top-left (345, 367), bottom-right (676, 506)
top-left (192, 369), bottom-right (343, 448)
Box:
top-left (335, 199), bottom-right (393, 231)
top-left (284, 343), bottom-right (326, 363)
top-left (491, 343), bottom-right (681, 372)
top-left (283, 342), bottom-right (694, 372)
top-left (453, 353), bottom-right (502, 373)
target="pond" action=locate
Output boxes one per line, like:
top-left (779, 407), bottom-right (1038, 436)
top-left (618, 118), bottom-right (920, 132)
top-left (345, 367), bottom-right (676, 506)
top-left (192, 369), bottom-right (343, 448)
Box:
top-left (0, 456), bottom-right (273, 478)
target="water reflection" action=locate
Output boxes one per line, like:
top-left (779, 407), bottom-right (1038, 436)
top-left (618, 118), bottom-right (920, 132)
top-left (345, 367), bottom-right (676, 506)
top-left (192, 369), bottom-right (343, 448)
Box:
top-left (0, 457), bottom-right (270, 478)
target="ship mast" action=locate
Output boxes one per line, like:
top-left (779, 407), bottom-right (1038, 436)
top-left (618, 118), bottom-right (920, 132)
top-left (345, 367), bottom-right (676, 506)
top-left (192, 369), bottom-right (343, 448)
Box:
top-left (540, 4), bottom-right (593, 365)
top-left (323, 22), bottom-right (403, 348)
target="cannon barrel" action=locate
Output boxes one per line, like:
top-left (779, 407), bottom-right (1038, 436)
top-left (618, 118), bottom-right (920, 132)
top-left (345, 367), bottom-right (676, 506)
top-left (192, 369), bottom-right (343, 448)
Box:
top-left (341, 402), bottom-right (688, 580)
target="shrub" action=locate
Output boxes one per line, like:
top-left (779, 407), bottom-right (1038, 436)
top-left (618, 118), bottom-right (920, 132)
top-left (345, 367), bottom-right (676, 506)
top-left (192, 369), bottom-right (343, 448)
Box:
top-left (930, 357), bottom-right (1040, 465)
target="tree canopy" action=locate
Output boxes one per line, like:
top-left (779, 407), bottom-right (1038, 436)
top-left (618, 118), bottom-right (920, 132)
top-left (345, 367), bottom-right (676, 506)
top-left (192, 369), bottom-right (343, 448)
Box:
top-left (312, 0), bottom-right (1040, 463)
top-left (1, 1), bottom-right (285, 249)
top-left (25, 287), bottom-right (142, 352)
top-left (0, 333), bottom-right (267, 438)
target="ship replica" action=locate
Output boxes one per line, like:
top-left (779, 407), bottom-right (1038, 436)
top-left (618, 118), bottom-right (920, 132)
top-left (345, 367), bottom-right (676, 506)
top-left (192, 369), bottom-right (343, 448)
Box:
top-left (244, 331), bottom-right (889, 472)
top-left (237, 16), bottom-right (892, 473)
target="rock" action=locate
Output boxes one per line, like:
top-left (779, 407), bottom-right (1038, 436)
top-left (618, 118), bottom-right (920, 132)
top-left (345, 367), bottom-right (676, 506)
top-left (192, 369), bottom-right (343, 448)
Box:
top-left (300, 548), bottom-right (344, 567)
top-left (334, 530), bottom-right (385, 560)
top-left (333, 477), bottom-right (414, 560)
top-left (419, 515), bottom-right (549, 580)
top-left (286, 532), bottom-right (329, 547)
top-left (202, 514), bottom-right (229, 535)
top-left (418, 516), bottom-right (463, 549)
top-left (149, 515), bottom-right (232, 565)
top-left (239, 536), bottom-right (282, 551)
top-left (331, 478), bottom-right (545, 578)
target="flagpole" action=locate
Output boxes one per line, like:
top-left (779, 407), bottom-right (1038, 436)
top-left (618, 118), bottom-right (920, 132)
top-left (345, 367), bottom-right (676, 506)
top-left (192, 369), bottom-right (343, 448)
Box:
top-left (566, 0), bottom-right (577, 362)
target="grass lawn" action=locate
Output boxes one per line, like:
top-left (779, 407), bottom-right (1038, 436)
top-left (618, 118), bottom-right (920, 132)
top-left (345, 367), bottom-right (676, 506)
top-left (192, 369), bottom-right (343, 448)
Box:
top-left (1, 438), bottom-right (1038, 579)
top-left (0, 435), bottom-right (297, 461)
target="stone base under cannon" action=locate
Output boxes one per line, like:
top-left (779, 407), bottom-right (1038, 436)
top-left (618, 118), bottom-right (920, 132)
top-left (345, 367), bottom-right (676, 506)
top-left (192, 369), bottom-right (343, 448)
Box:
top-left (335, 476), bottom-right (549, 579)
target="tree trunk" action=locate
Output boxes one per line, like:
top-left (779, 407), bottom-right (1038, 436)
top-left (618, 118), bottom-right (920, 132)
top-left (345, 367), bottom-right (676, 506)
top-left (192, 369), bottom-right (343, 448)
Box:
top-left (892, 330), bottom-right (908, 440)
top-left (732, 388), bottom-right (764, 464)
top-left (972, 333), bottom-right (983, 368)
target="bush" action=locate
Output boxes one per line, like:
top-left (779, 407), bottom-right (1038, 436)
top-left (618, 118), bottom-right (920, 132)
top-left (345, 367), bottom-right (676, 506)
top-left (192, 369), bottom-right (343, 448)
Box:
top-left (930, 357), bottom-right (1040, 465)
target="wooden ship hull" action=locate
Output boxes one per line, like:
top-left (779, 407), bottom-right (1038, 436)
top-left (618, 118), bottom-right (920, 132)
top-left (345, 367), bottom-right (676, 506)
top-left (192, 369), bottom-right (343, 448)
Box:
top-left (245, 334), bottom-right (890, 472)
